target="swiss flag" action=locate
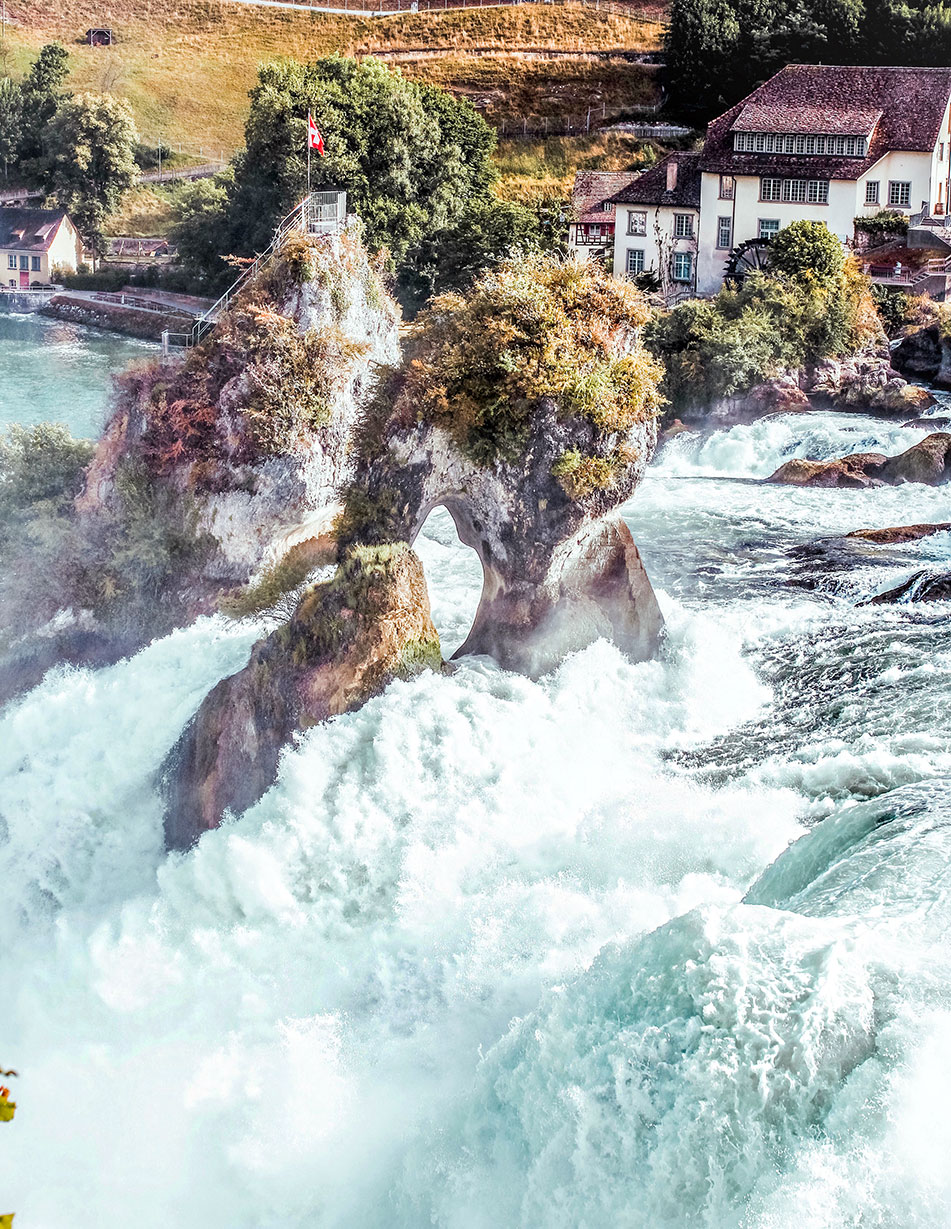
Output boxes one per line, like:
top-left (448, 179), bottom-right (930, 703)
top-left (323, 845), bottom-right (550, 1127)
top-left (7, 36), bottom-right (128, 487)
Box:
top-left (307, 113), bottom-right (325, 156)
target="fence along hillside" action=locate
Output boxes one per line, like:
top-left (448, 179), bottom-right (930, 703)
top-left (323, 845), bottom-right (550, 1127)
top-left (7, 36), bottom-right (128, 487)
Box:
top-left (223, 0), bottom-right (667, 20)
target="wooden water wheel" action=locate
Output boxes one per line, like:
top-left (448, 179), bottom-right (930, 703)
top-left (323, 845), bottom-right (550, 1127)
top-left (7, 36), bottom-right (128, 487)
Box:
top-left (724, 238), bottom-right (773, 283)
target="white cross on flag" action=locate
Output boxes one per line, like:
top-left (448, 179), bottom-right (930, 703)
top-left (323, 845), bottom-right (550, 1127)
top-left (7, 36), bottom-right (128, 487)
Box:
top-left (307, 113), bottom-right (325, 156)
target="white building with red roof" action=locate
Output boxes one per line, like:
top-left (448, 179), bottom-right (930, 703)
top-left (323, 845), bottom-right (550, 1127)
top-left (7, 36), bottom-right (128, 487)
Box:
top-left (695, 64), bottom-right (951, 293)
top-left (603, 65), bottom-right (951, 295)
top-left (0, 207), bottom-right (82, 288)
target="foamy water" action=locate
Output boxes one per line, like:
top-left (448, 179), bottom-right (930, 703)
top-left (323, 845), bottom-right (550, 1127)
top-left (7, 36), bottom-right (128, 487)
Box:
top-left (3, 402), bottom-right (951, 1226)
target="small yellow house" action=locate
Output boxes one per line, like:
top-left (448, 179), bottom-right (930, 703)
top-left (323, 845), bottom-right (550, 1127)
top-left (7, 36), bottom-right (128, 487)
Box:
top-left (0, 206), bottom-right (82, 288)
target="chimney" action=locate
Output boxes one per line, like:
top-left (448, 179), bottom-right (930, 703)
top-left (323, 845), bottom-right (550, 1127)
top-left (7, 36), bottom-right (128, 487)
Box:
top-left (666, 159), bottom-right (678, 192)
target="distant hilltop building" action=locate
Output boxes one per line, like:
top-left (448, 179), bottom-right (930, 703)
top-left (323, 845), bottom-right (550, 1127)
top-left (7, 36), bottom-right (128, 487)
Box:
top-left (0, 208), bottom-right (82, 288)
top-left (572, 65), bottom-right (951, 297)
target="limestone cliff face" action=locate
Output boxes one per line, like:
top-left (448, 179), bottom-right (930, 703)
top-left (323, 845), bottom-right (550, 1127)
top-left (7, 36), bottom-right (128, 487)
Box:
top-left (892, 324), bottom-right (951, 388)
top-left (81, 225), bottom-right (400, 587)
top-left (162, 544), bottom-right (440, 850)
top-left (161, 258), bottom-right (667, 846)
top-left (351, 398), bottom-right (662, 676)
top-left (0, 226), bottom-right (401, 704)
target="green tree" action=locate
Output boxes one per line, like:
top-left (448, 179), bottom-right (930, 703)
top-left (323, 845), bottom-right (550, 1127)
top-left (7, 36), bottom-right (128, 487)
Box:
top-left (194, 57), bottom-right (496, 289)
top-left (665, 0), bottom-right (864, 120)
top-left (18, 43), bottom-right (70, 174)
top-left (396, 197), bottom-right (544, 313)
top-left (769, 220), bottom-right (845, 285)
top-left (42, 92), bottom-right (139, 258)
top-left (0, 78), bottom-right (24, 179)
top-left (169, 172), bottom-right (234, 285)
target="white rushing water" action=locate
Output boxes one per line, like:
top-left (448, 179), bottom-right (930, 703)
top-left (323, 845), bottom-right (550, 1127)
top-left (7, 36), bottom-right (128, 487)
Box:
top-left (3, 399), bottom-right (951, 1226)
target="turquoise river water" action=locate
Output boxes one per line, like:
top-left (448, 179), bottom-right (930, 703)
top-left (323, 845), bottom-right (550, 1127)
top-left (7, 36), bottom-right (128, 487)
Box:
top-left (1, 325), bottom-right (951, 1226)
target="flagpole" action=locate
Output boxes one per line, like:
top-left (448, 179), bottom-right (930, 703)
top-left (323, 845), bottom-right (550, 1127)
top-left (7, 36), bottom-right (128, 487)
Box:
top-left (307, 139), bottom-right (311, 192)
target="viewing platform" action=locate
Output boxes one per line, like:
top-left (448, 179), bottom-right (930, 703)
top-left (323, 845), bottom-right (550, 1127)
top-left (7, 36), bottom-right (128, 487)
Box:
top-left (162, 189), bottom-right (348, 354)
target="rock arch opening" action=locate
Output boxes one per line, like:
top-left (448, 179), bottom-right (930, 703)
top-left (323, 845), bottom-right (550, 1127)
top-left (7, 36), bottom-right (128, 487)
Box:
top-left (412, 504), bottom-right (484, 660)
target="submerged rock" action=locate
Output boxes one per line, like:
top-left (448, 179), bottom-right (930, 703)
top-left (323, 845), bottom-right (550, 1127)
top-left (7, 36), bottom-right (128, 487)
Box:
top-left (847, 522), bottom-right (951, 544)
top-left (767, 432), bottom-right (951, 487)
top-left (902, 416), bottom-right (951, 430)
top-left (766, 452), bottom-right (888, 488)
top-left (786, 522), bottom-right (951, 591)
top-left (863, 570), bottom-right (951, 604)
top-left (163, 544), bottom-right (440, 849)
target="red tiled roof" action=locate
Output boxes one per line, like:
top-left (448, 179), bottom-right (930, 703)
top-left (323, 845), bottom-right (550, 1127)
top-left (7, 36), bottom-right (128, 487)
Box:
top-left (732, 102), bottom-right (883, 136)
top-left (704, 65), bottom-right (951, 182)
top-left (571, 170), bottom-right (639, 223)
top-left (609, 152), bottom-right (702, 207)
top-left (0, 207), bottom-right (71, 253)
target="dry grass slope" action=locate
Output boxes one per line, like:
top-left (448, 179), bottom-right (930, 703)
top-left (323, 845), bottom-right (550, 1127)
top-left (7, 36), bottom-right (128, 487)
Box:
top-left (5, 0), bottom-right (664, 151)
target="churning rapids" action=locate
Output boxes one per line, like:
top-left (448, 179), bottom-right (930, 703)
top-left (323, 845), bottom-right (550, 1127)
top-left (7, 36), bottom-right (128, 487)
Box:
top-left (3, 373), bottom-right (951, 1225)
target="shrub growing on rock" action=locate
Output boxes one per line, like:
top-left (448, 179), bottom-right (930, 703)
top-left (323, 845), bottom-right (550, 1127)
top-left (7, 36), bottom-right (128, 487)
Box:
top-left (402, 255), bottom-right (664, 466)
top-left (646, 221), bottom-right (881, 415)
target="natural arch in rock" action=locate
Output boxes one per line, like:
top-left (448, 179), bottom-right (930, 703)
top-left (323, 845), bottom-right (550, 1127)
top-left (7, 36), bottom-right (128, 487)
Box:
top-left (162, 256), bottom-right (667, 848)
top-left (411, 504), bottom-right (484, 659)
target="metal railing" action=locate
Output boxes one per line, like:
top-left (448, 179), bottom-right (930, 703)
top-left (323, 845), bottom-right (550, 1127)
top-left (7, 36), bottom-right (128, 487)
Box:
top-left (162, 190), bottom-right (347, 353)
top-left (92, 291), bottom-right (192, 315)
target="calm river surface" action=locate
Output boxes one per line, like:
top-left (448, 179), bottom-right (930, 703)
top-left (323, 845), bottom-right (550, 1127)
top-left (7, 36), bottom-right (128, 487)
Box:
top-left (0, 311), bottom-right (154, 437)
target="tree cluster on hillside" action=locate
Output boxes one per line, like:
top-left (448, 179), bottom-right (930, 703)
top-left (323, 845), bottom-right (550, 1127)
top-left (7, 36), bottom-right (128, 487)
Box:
top-left (666, 0), bottom-right (951, 119)
top-left (171, 56), bottom-right (555, 309)
top-left (645, 221), bottom-right (881, 412)
top-left (0, 43), bottom-right (139, 256)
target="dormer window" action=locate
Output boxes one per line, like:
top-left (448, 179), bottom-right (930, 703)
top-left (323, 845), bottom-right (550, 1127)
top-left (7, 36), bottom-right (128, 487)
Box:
top-left (733, 132), bottom-right (867, 156)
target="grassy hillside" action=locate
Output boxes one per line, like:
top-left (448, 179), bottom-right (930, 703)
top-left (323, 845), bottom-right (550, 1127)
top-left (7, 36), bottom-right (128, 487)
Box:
top-left (5, 0), bottom-right (664, 155)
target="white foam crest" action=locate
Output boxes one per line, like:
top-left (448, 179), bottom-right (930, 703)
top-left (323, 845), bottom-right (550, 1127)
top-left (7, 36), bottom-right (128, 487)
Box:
top-left (0, 616), bottom-right (260, 941)
top-left (422, 902), bottom-right (884, 1228)
top-left (654, 413), bottom-right (931, 480)
top-left (0, 616), bottom-right (805, 1227)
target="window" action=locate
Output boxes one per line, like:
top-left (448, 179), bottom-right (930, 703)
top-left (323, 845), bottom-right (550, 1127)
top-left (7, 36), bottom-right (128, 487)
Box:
top-left (626, 248), bottom-right (645, 275)
top-left (733, 131), bottom-right (867, 157)
top-left (672, 252), bottom-right (693, 282)
top-left (889, 180), bottom-right (912, 207)
top-left (716, 216), bottom-right (733, 249)
top-left (761, 178), bottom-right (783, 201)
top-left (941, 142), bottom-right (946, 161)
top-left (19, 255), bottom-right (28, 271)
top-left (866, 180), bottom-right (880, 204)
top-left (719, 175), bottom-right (734, 199)
top-left (31, 256), bottom-right (40, 271)
top-left (783, 179), bottom-right (808, 202)
top-left (759, 219), bottom-right (780, 239)
top-left (627, 210), bottom-right (647, 236)
top-left (674, 213), bottom-right (694, 238)
top-left (6, 254), bottom-right (14, 270)
top-left (807, 179), bottom-right (829, 203)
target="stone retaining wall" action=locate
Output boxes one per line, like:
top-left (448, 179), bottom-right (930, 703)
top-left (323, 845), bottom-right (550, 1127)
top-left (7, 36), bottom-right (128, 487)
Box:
top-left (39, 293), bottom-right (190, 341)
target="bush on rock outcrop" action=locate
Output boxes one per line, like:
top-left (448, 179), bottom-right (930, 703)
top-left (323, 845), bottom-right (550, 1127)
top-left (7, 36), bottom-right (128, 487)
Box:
top-left (339, 255), bottom-right (666, 676)
top-left (163, 542), bottom-right (441, 849)
top-left (0, 224), bottom-right (400, 704)
top-left (645, 220), bottom-right (921, 420)
top-left (164, 256), bottom-right (668, 846)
